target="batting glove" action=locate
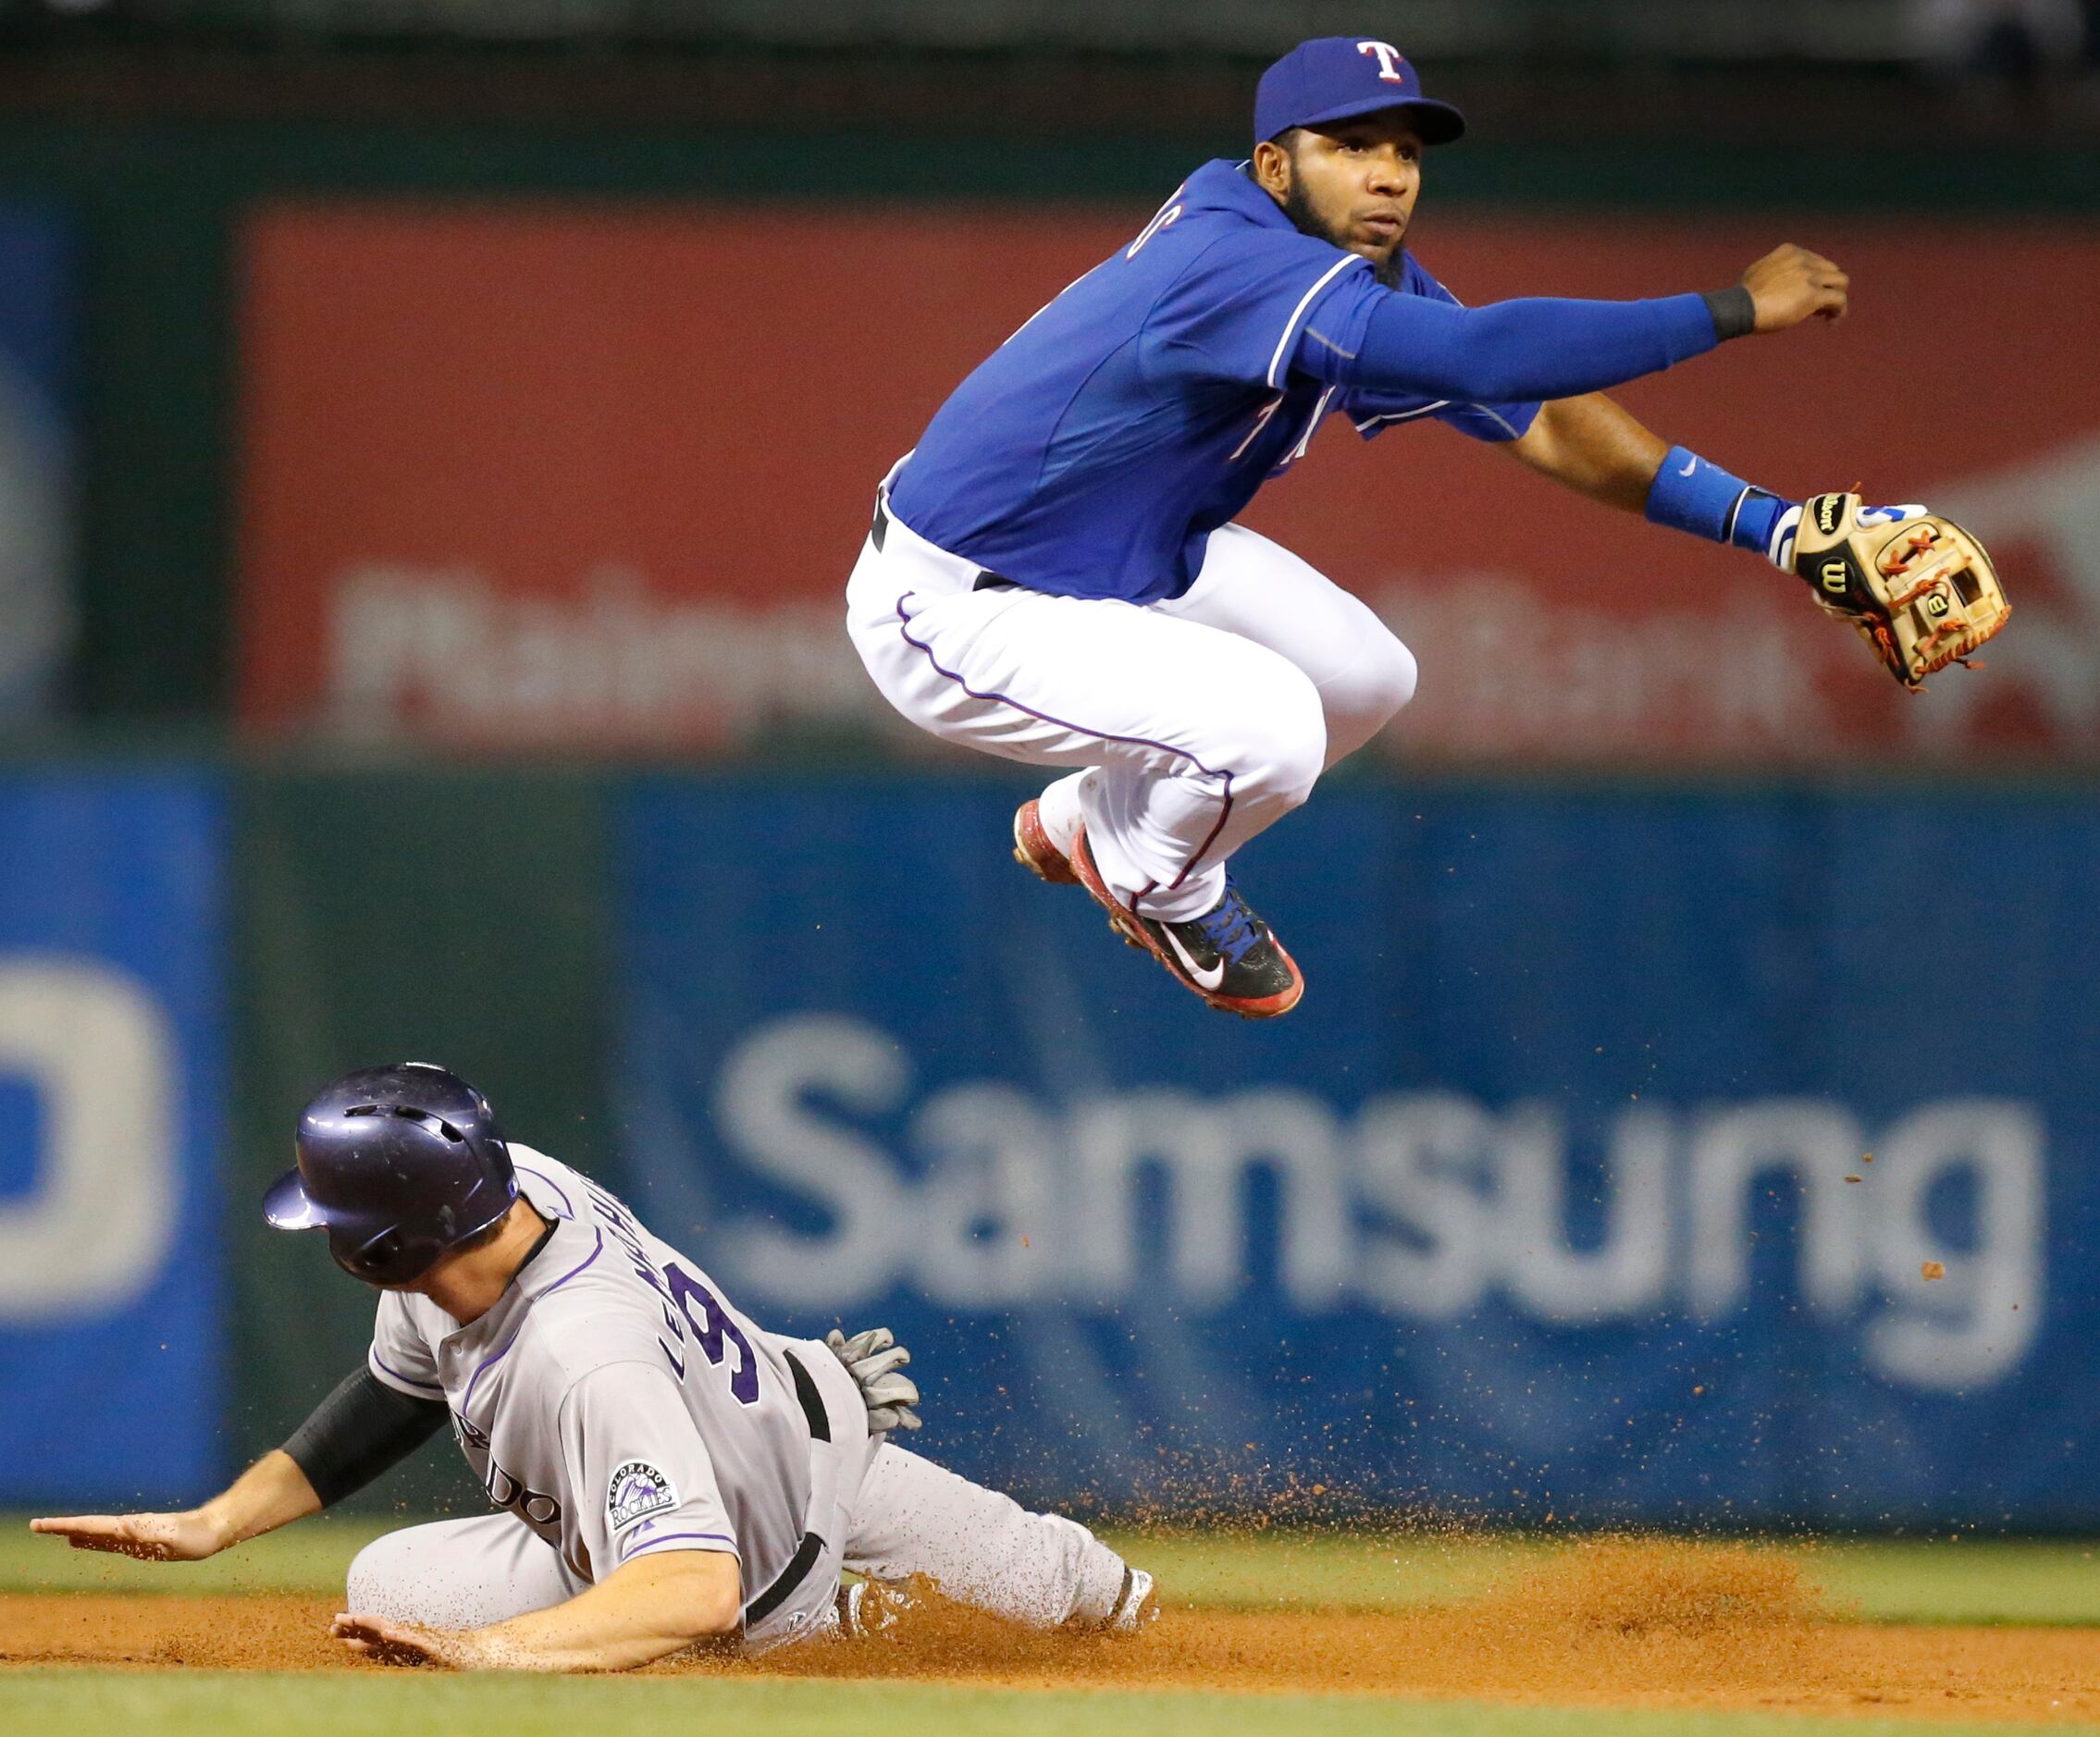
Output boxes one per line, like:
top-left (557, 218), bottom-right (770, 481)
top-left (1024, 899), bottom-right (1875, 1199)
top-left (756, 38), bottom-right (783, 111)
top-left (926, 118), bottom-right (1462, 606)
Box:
top-left (825, 1326), bottom-right (922, 1435)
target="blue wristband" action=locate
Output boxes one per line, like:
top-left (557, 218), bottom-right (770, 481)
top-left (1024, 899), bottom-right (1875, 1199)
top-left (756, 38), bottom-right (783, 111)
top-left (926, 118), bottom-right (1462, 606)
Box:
top-left (1645, 446), bottom-right (1792, 556)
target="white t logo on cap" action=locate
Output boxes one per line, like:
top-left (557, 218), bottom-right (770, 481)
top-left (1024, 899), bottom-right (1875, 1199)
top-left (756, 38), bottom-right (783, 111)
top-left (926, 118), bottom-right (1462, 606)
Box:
top-left (1357, 40), bottom-right (1406, 82)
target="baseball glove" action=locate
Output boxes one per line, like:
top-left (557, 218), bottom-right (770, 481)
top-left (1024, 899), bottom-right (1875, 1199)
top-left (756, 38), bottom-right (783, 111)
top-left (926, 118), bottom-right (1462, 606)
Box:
top-left (1790, 492), bottom-right (2009, 690)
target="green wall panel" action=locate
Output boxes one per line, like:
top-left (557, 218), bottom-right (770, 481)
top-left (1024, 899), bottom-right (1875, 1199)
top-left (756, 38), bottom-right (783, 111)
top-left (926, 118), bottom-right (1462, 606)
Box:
top-left (228, 763), bottom-right (616, 1509)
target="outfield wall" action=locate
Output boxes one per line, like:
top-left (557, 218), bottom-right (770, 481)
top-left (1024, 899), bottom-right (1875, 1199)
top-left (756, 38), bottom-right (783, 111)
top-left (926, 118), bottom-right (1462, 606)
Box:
top-left (4, 761), bottom-right (2094, 1525)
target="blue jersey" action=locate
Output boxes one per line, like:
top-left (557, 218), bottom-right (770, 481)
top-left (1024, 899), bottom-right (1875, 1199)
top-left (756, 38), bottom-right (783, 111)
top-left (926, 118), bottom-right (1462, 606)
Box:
top-left (886, 158), bottom-right (1540, 606)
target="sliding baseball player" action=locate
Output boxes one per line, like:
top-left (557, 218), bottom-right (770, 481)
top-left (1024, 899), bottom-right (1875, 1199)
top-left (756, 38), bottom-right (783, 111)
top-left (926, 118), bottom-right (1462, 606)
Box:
top-left (31, 1064), bottom-right (1154, 1667)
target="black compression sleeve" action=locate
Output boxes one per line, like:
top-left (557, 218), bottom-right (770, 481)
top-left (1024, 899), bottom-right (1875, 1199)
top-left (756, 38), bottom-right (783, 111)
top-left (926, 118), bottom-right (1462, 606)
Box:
top-left (281, 1365), bottom-right (450, 1508)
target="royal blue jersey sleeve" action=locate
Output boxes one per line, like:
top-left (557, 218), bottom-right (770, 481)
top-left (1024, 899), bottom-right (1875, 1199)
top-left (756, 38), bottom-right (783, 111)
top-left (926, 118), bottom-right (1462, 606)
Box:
top-left (1309, 248), bottom-right (1717, 408)
top-left (1144, 228), bottom-right (1381, 391)
top-left (1344, 257), bottom-right (1542, 444)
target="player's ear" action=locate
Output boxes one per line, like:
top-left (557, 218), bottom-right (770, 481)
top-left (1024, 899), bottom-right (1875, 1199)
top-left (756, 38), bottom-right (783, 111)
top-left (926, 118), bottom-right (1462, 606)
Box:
top-left (1252, 137), bottom-right (1292, 199)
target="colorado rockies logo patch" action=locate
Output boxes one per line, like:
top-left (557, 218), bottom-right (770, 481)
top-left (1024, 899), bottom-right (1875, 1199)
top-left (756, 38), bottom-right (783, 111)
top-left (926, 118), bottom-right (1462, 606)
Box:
top-left (607, 1459), bottom-right (679, 1532)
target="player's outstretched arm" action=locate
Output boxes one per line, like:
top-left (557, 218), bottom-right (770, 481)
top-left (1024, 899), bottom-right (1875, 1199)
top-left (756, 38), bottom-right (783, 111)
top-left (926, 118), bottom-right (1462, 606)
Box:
top-left (31, 1448), bottom-right (322, 1561)
top-left (1301, 242), bottom-right (1847, 406)
top-left (31, 1359), bottom-right (450, 1563)
top-left (333, 1548), bottom-right (742, 1671)
top-left (1496, 359), bottom-right (1974, 684)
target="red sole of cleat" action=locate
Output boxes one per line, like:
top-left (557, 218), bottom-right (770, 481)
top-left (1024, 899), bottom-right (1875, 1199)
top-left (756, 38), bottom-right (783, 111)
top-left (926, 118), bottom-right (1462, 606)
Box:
top-left (1012, 800), bottom-right (1081, 885)
top-left (1069, 825), bottom-right (1303, 1019)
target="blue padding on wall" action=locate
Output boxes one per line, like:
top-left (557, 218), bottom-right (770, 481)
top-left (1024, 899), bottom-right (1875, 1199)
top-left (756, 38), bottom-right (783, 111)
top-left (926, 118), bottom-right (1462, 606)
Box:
top-left (612, 775), bottom-right (2099, 1527)
top-left (0, 772), bottom-right (228, 1505)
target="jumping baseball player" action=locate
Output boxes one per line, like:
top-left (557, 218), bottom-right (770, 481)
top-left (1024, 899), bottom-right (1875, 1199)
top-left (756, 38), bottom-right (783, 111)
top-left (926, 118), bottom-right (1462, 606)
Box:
top-left (31, 1064), bottom-right (1154, 1668)
top-left (846, 36), bottom-right (2006, 1020)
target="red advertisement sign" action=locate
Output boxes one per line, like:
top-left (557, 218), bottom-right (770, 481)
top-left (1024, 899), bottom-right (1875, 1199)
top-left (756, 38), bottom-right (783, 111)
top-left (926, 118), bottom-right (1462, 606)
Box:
top-left (238, 202), bottom-right (2100, 764)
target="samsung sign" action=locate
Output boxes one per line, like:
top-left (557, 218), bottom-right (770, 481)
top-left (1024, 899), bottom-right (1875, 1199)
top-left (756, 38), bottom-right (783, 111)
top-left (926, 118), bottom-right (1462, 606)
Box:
top-left (710, 1015), bottom-right (2042, 1391)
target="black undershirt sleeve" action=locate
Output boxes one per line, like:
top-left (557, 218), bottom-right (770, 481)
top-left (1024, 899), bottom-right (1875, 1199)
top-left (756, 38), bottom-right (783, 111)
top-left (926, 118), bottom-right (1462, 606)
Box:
top-left (281, 1364), bottom-right (451, 1509)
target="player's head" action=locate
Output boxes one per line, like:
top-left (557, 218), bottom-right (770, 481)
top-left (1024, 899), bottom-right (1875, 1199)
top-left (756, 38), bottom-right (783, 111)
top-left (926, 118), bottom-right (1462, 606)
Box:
top-left (264, 1062), bottom-right (519, 1287)
top-left (1252, 38), bottom-right (1464, 284)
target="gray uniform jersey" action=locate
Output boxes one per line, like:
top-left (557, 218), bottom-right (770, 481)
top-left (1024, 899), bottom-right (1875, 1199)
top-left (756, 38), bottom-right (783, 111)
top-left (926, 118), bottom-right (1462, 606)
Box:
top-left (367, 1149), bottom-right (834, 1637)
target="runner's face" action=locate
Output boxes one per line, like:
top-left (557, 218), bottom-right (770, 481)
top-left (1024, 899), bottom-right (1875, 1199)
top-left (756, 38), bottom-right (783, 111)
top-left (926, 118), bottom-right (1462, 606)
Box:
top-left (1274, 117), bottom-right (1423, 278)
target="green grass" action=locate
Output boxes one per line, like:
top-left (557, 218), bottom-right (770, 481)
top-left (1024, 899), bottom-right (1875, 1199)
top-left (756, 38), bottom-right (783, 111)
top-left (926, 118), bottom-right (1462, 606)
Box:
top-left (1095, 1530), bottom-right (2100, 1628)
top-left (6, 1517), bottom-right (2099, 1625)
top-left (1794, 1538), bottom-right (2100, 1626)
top-left (0, 1673), bottom-right (2074, 1737)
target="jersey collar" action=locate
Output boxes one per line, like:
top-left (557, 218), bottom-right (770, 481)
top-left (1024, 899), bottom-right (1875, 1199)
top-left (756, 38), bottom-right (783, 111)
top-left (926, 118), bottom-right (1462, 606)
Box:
top-left (431, 1168), bottom-right (599, 1351)
top-left (511, 1201), bottom-right (604, 1305)
top-left (1182, 158), bottom-right (1301, 232)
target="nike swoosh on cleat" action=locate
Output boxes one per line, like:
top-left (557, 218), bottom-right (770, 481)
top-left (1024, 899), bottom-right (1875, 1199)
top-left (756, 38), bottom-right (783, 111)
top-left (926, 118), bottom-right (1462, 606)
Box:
top-left (1677, 455), bottom-right (1698, 476)
top-left (1161, 925), bottom-right (1227, 992)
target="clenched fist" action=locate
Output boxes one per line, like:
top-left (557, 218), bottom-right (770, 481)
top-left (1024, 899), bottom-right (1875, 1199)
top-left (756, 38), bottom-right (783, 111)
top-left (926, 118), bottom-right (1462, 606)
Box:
top-left (1740, 243), bottom-right (1848, 331)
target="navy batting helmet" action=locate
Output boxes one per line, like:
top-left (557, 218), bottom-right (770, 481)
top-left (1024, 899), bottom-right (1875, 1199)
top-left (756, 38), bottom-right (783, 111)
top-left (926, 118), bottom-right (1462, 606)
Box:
top-left (264, 1063), bottom-right (519, 1286)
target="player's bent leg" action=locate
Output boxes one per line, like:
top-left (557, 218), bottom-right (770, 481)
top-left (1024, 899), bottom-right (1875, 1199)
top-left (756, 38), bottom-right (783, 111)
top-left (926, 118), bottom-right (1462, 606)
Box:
top-left (345, 1513), bottom-right (585, 1630)
top-left (1065, 658), bottom-right (1318, 1016)
top-left (846, 499), bottom-right (1320, 1015)
top-left (1075, 647), bottom-right (1318, 924)
top-left (847, 511), bottom-right (1327, 911)
top-left (842, 1443), bottom-right (1150, 1632)
top-left (1162, 522), bottom-right (1419, 767)
top-left (1077, 654), bottom-right (1324, 925)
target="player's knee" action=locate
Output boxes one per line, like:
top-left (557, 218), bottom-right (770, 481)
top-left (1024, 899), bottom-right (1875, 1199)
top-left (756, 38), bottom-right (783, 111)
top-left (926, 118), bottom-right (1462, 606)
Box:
top-left (1325, 630), bottom-right (1418, 753)
top-left (1365, 632), bottom-right (1419, 723)
top-left (345, 1534), bottom-right (404, 1618)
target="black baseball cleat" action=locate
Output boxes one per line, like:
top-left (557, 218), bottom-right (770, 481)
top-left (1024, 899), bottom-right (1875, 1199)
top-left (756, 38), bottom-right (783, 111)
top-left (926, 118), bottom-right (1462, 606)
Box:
top-left (1069, 825), bottom-right (1304, 1019)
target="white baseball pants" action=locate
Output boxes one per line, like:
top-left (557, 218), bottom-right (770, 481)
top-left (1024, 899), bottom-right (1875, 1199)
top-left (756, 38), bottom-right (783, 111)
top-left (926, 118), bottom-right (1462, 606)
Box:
top-left (344, 1442), bottom-right (1132, 1651)
top-left (846, 494), bottom-right (1417, 922)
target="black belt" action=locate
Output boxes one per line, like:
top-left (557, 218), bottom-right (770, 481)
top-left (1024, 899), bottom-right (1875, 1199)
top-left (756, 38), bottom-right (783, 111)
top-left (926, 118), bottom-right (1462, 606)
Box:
top-left (871, 493), bottom-right (1017, 592)
top-left (743, 1349), bottom-right (831, 1628)
top-left (786, 1347), bottom-right (830, 1443)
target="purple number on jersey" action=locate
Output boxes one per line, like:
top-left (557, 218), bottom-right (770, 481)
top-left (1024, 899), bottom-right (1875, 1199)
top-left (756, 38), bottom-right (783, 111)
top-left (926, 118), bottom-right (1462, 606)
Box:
top-left (665, 1263), bottom-right (760, 1406)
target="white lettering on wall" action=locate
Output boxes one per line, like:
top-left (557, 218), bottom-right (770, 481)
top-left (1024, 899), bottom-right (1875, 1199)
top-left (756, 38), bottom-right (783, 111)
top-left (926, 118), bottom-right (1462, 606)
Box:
top-left (708, 1015), bottom-right (2049, 1389)
top-left (0, 958), bottom-right (179, 1319)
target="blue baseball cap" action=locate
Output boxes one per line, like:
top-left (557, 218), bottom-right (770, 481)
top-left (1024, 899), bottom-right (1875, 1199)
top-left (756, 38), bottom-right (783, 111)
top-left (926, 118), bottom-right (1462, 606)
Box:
top-left (1254, 37), bottom-right (1465, 149)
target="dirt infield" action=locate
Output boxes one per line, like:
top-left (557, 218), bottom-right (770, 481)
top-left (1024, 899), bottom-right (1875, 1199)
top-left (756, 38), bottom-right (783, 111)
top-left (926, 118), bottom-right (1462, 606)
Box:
top-left (3, 1541), bottom-right (2096, 1723)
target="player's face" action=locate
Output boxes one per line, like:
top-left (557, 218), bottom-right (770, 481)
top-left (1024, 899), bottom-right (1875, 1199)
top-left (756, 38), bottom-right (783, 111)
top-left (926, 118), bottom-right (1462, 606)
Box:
top-left (1270, 117), bottom-right (1423, 283)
